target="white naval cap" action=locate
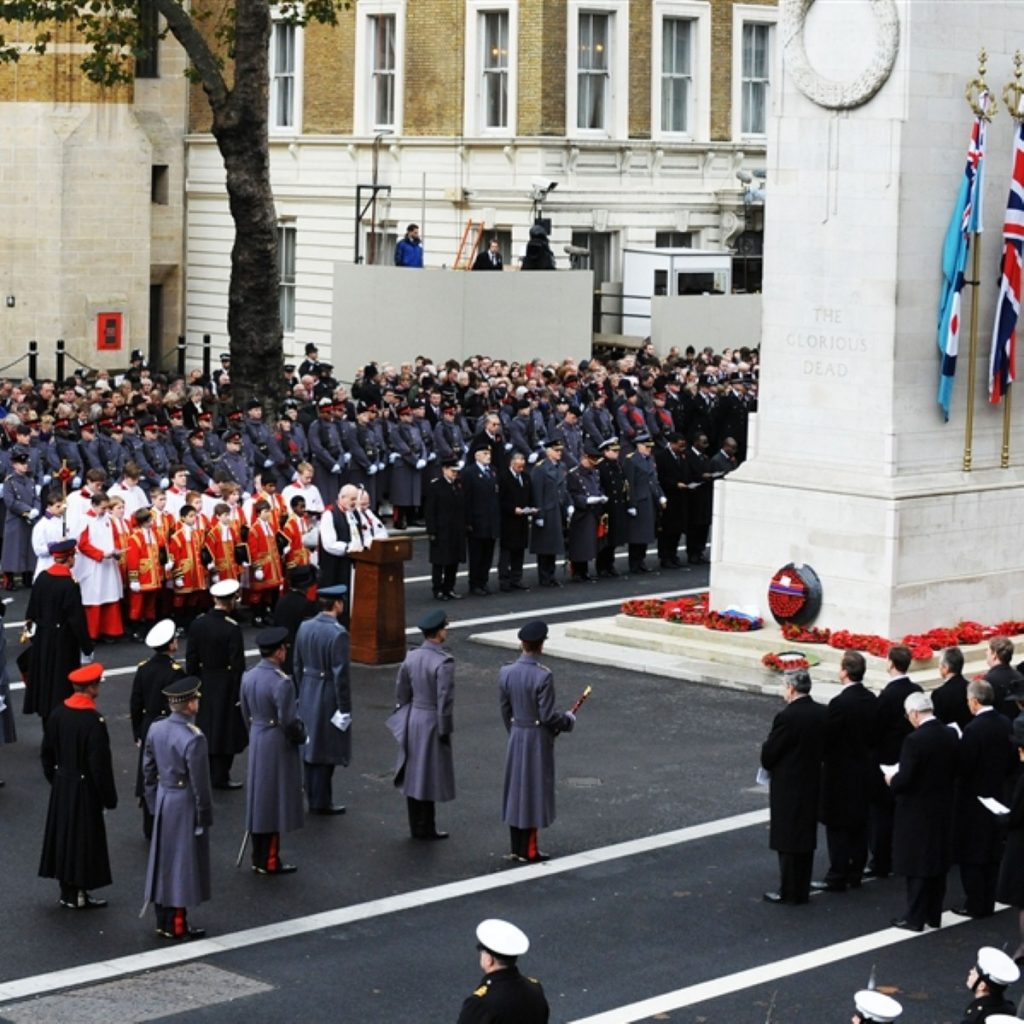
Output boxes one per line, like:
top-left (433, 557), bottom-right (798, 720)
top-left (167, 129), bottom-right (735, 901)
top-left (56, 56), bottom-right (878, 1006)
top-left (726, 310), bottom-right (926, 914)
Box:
top-left (145, 618), bottom-right (176, 649)
top-left (984, 1017), bottom-right (1022, 1024)
top-left (210, 579), bottom-right (241, 599)
top-left (854, 989), bottom-right (902, 1022)
top-left (476, 919), bottom-right (530, 958)
top-left (977, 947), bottom-right (1021, 987)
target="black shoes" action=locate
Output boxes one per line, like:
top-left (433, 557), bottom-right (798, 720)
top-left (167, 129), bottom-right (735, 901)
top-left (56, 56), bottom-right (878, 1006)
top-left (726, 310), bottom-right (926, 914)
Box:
top-left (59, 892), bottom-right (108, 910)
top-left (890, 918), bottom-right (923, 932)
top-left (309, 805), bottom-right (346, 816)
top-left (444, 590), bottom-right (462, 600)
top-left (511, 582), bottom-right (530, 590)
top-left (413, 830), bottom-right (450, 841)
top-left (863, 867), bottom-right (890, 880)
top-left (762, 891), bottom-right (785, 904)
top-left (213, 780), bottom-right (243, 791)
top-left (469, 587), bottom-right (490, 596)
top-left (158, 926), bottom-right (206, 941)
top-left (253, 863), bottom-right (298, 875)
top-left (810, 880), bottom-right (846, 893)
top-left (950, 906), bottom-right (991, 918)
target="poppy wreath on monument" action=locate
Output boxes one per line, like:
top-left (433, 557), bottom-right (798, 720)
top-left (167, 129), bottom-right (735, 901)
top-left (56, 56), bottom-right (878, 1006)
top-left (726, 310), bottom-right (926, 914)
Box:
top-left (761, 651), bottom-right (820, 674)
top-left (766, 563), bottom-right (823, 626)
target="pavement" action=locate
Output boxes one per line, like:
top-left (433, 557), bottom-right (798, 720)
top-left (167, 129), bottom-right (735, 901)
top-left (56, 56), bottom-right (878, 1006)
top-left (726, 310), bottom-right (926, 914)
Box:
top-left (0, 543), bottom-right (1014, 1023)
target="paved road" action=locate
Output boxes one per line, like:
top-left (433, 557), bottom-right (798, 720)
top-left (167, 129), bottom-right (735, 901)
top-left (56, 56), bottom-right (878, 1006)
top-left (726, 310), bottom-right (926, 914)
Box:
top-left (0, 547), bottom-right (1014, 1022)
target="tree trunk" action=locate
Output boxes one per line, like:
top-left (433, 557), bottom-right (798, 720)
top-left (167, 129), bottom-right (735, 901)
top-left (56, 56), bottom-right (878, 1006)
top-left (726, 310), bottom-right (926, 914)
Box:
top-left (210, 0), bottom-right (283, 414)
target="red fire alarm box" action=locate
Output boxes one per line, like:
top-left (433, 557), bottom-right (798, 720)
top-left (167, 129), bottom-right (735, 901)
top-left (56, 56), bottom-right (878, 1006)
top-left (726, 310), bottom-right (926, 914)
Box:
top-left (96, 312), bottom-right (123, 351)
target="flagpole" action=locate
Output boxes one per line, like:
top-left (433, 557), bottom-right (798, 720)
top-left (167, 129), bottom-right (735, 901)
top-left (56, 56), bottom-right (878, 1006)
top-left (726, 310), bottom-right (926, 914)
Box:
top-left (963, 51), bottom-right (997, 472)
top-left (1000, 53), bottom-right (1024, 469)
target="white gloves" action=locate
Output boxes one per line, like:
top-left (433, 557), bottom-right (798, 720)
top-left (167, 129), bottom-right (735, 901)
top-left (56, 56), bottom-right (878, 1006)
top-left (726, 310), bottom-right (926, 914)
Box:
top-left (566, 506), bottom-right (574, 521)
top-left (211, 573), bottom-right (220, 584)
top-left (627, 507), bottom-right (638, 517)
top-left (80, 652), bottom-right (94, 665)
top-left (34, 485), bottom-right (41, 496)
top-left (528, 452), bottom-right (538, 464)
top-left (160, 477), bottom-right (169, 489)
top-left (535, 517), bottom-right (545, 528)
top-left (263, 458), bottom-right (274, 468)
top-left (504, 443), bottom-right (513, 452)
top-left (343, 452), bottom-right (352, 465)
top-left (254, 568), bottom-right (265, 581)
top-left (174, 577), bottom-right (184, 588)
top-left (331, 463), bottom-right (341, 474)
top-left (331, 710), bottom-right (352, 732)
top-left (659, 497), bottom-right (668, 507)
top-left (389, 452), bottom-right (400, 464)
top-left (130, 581), bottom-right (142, 593)
top-left (166, 559), bottom-right (175, 571)
top-left (428, 452), bottom-right (437, 462)
top-left (415, 458), bottom-right (427, 470)
top-left (376, 461), bottom-right (386, 472)
top-left (586, 495), bottom-right (603, 505)
top-left (72, 476), bottom-right (81, 489)
top-left (27, 508), bottom-right (40, 520)
top-left (565, 711), bottom-right (576, 724)
top-left (242, 492), bottom-right (251, 502)
top-left (455, 460), bottom-right (464, 471)
top-left (367, 464), bottom-right (378, 475)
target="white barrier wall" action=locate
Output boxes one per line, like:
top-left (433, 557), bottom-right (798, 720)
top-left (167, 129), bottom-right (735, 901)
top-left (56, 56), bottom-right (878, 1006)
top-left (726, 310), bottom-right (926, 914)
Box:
top-left (331, 265), bottom-right (594, 371)
top-left (651, 294), bottom-right (762, 355)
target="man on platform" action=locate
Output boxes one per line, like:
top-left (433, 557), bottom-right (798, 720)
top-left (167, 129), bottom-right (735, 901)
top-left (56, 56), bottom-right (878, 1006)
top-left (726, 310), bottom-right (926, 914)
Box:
top-left (456, 919), bottom-right (549, 1024)
top-left (241, 627), bottom-right (305, 875)
top-left (888, 691), bottom-right (959, 931)
top-left (129, 619), bottom-right (184, 839)
top-left (185, 578), bottom-right (246, 790)
top-left (499, 620), bottom-right (576, 862)
top-left (143, 676), bottom-right (213, 941)
top-left (293, 584), bottom-right (352, 815)
top-left (390, 609), bottom-right (455, 840)
top-left (760, 669), bottom-right (827, 905)
top-left (471, 238), bottom-right (504, 271)
top-left (38, 662), bottom-right (117, 910)
top-left (23, 538), bottom-right (93, 720)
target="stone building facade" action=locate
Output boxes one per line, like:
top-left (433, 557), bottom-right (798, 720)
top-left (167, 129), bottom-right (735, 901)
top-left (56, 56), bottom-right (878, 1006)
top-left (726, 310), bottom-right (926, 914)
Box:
top-left (186, 0), bottom-right (776, 364)
top-left (0, 17), bottom-right (189, 373)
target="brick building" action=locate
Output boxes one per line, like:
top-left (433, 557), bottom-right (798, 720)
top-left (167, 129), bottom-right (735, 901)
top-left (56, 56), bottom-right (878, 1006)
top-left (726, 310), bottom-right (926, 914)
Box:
top-left (186, 0), bottom-right (776, 364)
top-left (0, 12), bottom-right (189, 371)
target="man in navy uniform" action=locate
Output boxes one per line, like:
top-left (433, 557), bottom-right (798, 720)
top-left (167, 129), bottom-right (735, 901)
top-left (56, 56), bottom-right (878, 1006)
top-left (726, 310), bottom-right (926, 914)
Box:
top-left (960, 946), bottom-right (1019, 1022)
top-left (389, 610), bottom-right (454, 840)
top-left (38, 661), bottom-right (117, 910)
top-left (457, 918), bottom-right (549, 1024)
top-left (851, 989), bottom-right (902, 1024)
top-left (129, 618), bottom-right (184, 839)
top-left (143, 675), bottom-right (213, 940)
top-left (241, 627), bottom-right (305, 874)
top-left (499, 620), bottom-right (576, 862)
top-left (186, 578), bottom-right (247, 789)
top-left (293, 583), bottom-right (352, 815)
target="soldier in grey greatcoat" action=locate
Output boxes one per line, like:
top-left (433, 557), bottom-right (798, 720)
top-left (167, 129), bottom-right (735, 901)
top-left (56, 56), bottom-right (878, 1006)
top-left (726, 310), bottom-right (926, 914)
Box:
top-left (293, 584), bottom-right (352, 815)
top-left (565, 446), bottom-right (607, 581)
top-left (241, 627), bottom-right (305, 874)
top-left (499, 620), bottom-right (576, 862)
top-left (621, 433), bottom-right (665, 574)
top-left (143, 676), bottom-right (213, 941)
top-left (388, 609), bottom-right (454, 840)
top-left (389, 405), bottom-right (427, 529)
top-left (528, 440), bottom-right (568, 588)
top-left (2, 450), bottom-right (40, 585)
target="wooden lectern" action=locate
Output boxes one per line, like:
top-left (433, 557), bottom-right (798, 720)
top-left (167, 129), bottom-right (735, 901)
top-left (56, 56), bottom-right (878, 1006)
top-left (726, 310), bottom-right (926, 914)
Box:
top-left (349, 536), bottom-right (413, 664)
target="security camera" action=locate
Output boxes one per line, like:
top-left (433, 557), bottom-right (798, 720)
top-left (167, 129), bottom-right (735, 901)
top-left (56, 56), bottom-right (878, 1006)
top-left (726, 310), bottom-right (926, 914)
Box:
top-left (531, 178), bottom-right (558, 193)
top-left (563, 244), bottom-right (590, 257)
top-left (735, 169), bottom-right (753, 184)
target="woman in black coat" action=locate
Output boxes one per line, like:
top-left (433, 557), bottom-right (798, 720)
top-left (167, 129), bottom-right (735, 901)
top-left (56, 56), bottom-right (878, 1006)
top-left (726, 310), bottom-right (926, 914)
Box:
top-left (424, 461), bottom-right (466, 601)
top-left (996, 716), bottom-right (1024, 960)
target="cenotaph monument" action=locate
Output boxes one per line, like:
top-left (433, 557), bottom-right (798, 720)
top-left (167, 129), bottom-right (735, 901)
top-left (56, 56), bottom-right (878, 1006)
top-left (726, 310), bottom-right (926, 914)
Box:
top-left (711, 0), bottom-right (1024, 638)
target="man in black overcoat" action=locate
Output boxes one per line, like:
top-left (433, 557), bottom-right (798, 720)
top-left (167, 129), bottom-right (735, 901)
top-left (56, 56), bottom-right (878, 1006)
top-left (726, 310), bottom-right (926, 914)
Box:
top-left (986, 635), bottom-right (1023, 719)
top-left (760, 669), bottom-right (827, 905)
top-left (38, 662), bottom-right (117, 910)
top-left (950, 679), bottom-right (1014, 919)
top-left (272, 565), bottom-right (319, 676)
top-left (129, 619), bottom-right (184, 839)
top-left (682, 433), bottom-right (713, 564)
top-left (186, 578), bottom-right (247, 789)
top-left (888, 691), bottom-right (960, 931)
top-left (814, 650), bottom-right (877, 893)
top-left (497, 451), bottom-right (532, 593)
top-left (654, 433), bottom-right (687, 569)
top-left (460, 445), bottom-right (500, 596)
top-left (867, 645), bottom-right (921, 879)
top-left (424, 458), bottom-right (466, 601)
top-left (595, 438), bottom-right (628, 579)
top-left (932, 646), bottom-right (972, 730)
top-left (23, 539), bottom-right (94, 720)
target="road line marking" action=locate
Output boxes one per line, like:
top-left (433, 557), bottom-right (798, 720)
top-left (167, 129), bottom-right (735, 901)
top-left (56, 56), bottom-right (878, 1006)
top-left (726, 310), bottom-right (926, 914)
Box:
top-left (0, 807), bottom-right (768, 1003)
top-left (566, 909), bottom-right (994, 1024)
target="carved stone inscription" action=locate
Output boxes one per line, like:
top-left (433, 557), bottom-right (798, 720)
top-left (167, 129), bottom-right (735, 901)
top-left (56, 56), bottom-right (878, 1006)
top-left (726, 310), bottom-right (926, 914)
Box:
top-left (785, 307), bottom-right (868, 378)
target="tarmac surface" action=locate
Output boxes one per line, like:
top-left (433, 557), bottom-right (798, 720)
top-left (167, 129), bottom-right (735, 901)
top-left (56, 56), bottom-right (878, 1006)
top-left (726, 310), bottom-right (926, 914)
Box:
top-left (0, 541), bottom-right (1015, 1022)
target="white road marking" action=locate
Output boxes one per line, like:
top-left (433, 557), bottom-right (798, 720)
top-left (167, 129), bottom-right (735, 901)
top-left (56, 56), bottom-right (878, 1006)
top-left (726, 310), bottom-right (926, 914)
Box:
top-left (0, 808), bottom-right (769, 1003)
top-left (567, 908), bottom-right (994, 1024)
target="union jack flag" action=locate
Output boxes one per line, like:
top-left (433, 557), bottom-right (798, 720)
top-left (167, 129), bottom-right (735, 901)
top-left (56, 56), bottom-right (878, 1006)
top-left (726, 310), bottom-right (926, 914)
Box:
top-left (938, 102), bottom-right (988, 421)
top-left (988, 104), bottom-right (1024, 404)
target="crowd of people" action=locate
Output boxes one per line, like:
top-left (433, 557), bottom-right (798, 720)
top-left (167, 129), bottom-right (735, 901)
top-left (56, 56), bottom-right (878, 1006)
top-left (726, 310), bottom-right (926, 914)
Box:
top-left (761, 640), bottom-right (1024, 1021)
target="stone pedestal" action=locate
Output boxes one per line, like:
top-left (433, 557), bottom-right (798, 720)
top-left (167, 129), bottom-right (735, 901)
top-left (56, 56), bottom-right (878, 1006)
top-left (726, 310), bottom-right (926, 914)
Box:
top-left (711, 0), bottom-right (1024, 638)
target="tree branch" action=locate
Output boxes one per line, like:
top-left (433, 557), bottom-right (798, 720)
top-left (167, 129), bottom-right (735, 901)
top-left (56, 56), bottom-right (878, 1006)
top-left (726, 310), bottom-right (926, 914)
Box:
top-left (153, 0), bottom-right (229, 109)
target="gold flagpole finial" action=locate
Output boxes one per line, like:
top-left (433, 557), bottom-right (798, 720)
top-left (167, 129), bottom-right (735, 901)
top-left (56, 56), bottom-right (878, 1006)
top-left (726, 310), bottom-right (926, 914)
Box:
top-left (967, 47), bottom-right (998, 120)
top-left (1003, 50), bottom-right (1024, 123)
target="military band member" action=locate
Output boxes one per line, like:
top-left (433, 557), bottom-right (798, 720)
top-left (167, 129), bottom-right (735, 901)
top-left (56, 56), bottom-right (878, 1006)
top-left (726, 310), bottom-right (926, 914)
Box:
top-left (457, 918), bottom-right (549, 1024)
top-left (186, 579), bottom-right (247, 789)
top-left (390, 610), bottom-right (455, 840)
top-left (293, 583), bottom-right (352, 815)
top-left (38, 662), bottom-right (117, 910)
top-left (2, 450), bottom-right (40, 590)
top-left (143, 676), bottom-right (213, 940)
top-left (130, 619), bottom-right (184, 838)
top-left (499, 620), bottom-right (575, 862)
top-left (241, 626), bottom-right (305, 874)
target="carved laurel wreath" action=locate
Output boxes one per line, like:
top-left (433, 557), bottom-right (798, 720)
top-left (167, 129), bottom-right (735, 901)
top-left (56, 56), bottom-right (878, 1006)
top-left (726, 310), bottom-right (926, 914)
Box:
top-left (781, 0), bottom-right (900, 110)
